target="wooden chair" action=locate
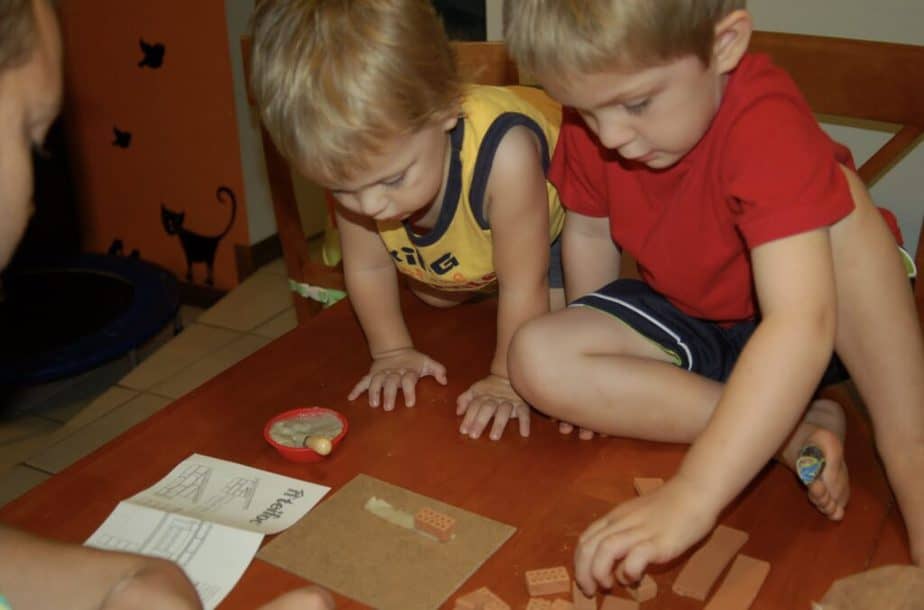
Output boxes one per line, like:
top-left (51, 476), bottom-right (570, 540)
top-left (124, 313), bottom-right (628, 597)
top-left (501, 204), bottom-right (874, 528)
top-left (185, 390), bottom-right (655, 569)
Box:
top-left (240, 39), bottom-right (524, 325)
top-left (748, 31), bottom-right (924, 327)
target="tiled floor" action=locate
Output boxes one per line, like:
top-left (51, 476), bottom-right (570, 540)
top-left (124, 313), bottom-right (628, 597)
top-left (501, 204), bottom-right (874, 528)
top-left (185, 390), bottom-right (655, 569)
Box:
top-left (0, 257), bottom-right (296, 507)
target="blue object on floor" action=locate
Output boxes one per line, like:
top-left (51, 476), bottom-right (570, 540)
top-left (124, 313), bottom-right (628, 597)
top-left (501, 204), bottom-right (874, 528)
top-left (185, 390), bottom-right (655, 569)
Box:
top-left (0, 253), bottom-right (179, 385)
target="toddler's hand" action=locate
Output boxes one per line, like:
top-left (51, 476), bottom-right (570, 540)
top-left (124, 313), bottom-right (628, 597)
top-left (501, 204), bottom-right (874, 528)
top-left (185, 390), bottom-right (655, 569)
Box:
top-left (348, 348), bottom-right (447, 411)
top-left (574, 476), bottom-right (718, 594)
top-left (557, 420), bottom-right (603, 440)
top-left (457, 374), bottom-right (530, 441)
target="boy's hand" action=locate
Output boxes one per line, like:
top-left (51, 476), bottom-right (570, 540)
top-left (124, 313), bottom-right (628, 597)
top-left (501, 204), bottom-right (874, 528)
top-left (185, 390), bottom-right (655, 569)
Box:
top-left (574, 477), bottom-right (718, 594)
top-left (348, 348), bottom-right (447, 411)
top-left (457, 374), bottom-right (530, 441)
top-left (557, 420), bottom-right (603, 440)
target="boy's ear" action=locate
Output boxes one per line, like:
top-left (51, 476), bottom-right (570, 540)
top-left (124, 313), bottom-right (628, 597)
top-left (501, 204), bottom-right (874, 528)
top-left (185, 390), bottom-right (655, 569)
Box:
top-left (441, 113), bottom-right (460, 132)
top-left (712, 9), bottom-right (753, 74)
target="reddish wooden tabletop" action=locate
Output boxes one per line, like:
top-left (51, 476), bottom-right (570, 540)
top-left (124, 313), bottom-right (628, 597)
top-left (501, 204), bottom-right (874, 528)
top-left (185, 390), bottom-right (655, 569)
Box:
top-left (0, 294), bottom-right (908, 609)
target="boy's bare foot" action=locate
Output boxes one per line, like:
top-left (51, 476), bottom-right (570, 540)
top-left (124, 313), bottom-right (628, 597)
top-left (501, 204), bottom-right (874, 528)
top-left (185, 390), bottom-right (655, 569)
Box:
top-left (779, 398), bottom-right (849, 520)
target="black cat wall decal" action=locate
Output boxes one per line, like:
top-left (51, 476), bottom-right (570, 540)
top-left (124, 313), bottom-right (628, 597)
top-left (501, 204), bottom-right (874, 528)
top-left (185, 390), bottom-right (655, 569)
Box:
top-left (161, 186), bottom-right (237, 286)
top-left (138, 38), bottom-right (165, 69)
top-left (107, 239), bottom-right (139, 259)
top-left (112, 127), bottom-right (132, 148)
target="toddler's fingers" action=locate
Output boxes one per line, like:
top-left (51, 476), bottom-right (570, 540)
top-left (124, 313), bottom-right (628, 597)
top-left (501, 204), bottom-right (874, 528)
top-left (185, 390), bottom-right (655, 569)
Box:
top-left (456, 390), bottom-right (473, 416)
top-left (578, 427), bottom-right (594, 440)
top-left (425, 360), bottom-right (448, 385)
top-left (367, 375), bottom-right (385, 408)
top-left (347, 376), bottom-right (371, 401)
top-left (559, 421), bottom-right (574, 435)
top-left (401, 373), bottom-right (418, 407)
top-left (516, 406), bottom-right (530, 437)
top-left (591, 528), bottom-right (647, 589)
top-left (489, 402), bottom-right (513, 441)
top-left (470, 400), bottom-right (500, 438)
top-left (381, 373), bottom-right (403, 411)
top-left (459, 400), bottom-right (484, 436)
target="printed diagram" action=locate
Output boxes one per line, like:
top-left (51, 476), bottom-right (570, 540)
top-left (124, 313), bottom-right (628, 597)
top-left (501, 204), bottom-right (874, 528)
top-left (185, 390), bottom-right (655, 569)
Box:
top-left (141, 462), bottom-right (259, 515)
top-left (94, 513), bottom-right (211, 567)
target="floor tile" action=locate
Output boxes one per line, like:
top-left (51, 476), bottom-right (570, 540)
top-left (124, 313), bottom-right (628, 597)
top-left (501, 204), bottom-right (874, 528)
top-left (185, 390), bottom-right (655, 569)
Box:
top-left (61, 386), bottom-right (139, 431)
top-left (0, 465), bottom-right (50, 508)
top-left (27, 393), bottom-right (172, 474)
top-left (262, 258), bottom-right (287, 276)
top-left (0, 417), bottom-right (60, 470)
top-left (196, 269), bottom-right (291, 332)
top-left (253, 307), bottom-right (297, 340)
top-left (148, 334), bottom-right (273, 399)
top-left (118, 323), bottom-right (241, 391)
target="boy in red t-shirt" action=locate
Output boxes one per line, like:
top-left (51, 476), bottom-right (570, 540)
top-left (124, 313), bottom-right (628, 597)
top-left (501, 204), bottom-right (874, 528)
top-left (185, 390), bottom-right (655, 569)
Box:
top-left (504, 0), bottom-right (924, 594)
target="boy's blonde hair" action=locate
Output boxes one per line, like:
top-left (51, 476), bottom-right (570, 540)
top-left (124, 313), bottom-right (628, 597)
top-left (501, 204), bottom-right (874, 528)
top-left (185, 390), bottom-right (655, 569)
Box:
top-left (505, 0), bottom-right (746, 77)
top-left (0, 0), bottom-right (36, 72)
top-left (250, 0), bottom-right (463, 185)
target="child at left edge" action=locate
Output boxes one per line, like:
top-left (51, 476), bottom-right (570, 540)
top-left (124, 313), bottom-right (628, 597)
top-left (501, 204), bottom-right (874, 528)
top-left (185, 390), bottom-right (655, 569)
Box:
top-left (248, 0), bottom-right (567, 440)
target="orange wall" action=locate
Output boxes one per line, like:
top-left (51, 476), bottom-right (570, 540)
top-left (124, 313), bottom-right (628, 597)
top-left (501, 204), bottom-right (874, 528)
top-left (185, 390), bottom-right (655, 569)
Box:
top-left (57, 0), bottom-right (248, 290)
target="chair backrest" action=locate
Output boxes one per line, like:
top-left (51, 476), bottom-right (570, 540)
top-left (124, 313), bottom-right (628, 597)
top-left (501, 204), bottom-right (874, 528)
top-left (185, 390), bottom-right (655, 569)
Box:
top-left (748, 31), bottom-right (924, 325)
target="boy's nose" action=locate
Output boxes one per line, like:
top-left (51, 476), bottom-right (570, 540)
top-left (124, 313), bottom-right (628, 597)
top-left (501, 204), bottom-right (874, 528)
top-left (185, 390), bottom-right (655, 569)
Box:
top-left (597, 122), bottom-right (635, 150)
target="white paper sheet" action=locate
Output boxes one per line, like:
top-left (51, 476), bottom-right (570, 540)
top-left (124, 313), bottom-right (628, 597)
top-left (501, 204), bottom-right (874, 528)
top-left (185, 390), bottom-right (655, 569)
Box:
top-left (85, 454), bottom-right (329, 610)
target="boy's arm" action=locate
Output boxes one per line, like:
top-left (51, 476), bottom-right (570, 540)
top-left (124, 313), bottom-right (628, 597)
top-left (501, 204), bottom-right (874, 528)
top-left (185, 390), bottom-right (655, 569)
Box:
top-left (562, 211), bottom-right (620, 302)
top-left (485, 125), bottom-right (553, 379)
top-left (335, 205), bottom-right (413, 355)
top-left (0, 525), bottom-right (201, 610)
top-left (577, 227), bottom-right (839, 587)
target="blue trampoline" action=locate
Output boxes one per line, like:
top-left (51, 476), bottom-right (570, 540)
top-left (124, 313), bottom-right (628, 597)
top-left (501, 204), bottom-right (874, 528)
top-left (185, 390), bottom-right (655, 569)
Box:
top-left (0, 253), bottom-right (179, 385)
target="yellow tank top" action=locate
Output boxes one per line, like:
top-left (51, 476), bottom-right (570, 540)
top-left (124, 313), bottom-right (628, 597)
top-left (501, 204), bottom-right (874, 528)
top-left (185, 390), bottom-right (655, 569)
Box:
top-left (376, 84), bottom-right (564, 291)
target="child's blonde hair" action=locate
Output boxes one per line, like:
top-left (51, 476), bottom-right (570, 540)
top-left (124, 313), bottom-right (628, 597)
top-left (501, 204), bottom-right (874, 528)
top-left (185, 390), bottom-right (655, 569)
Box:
top-left (0, 0), bottom-right (36, 72)
top-left (249, 0), bottom-right (463, 185)
top-left (505, 0), bottom-right (746, 77)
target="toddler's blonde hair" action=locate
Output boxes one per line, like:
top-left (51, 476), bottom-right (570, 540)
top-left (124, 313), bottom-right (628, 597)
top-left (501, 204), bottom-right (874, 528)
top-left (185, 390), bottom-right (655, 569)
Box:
top-left (0, 0), bottom-right (36, 72)
top-left (250, 0), bottom-right (462, 185)
top-left (505, 0), bottom-right (746, 77)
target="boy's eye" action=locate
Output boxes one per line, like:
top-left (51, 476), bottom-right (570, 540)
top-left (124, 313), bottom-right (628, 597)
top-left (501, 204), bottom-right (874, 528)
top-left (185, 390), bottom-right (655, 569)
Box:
top-left (624, 99), bottom-right (650, 115)
top-left (382, 174), bottom-right (405, 187)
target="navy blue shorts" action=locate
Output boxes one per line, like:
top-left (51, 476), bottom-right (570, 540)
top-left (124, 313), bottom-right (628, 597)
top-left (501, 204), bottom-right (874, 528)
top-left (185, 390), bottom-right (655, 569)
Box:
top-left (572, 279), bottom-right (848, 387)
top-left (548, 236), bottom-right (563, 289)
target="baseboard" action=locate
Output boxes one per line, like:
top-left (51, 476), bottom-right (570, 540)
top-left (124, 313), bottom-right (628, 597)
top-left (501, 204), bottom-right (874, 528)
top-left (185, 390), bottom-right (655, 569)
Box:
top-left (234, 234), bottom-right (283, 282)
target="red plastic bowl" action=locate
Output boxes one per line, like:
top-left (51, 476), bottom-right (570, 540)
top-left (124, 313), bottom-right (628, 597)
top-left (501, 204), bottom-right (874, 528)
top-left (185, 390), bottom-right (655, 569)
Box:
top-left (264, 407), bottom-right (349, 463)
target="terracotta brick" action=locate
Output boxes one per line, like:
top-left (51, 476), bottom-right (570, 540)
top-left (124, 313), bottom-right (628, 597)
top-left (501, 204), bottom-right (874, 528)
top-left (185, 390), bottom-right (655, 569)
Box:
top-left (454, 586), bottom-right (489, 610)
top-left (572, 581), bottom-right (598, 610)
top-left (526, 599), bottom-right (553, 610)
top-left (673, 525), bottom-right (749, 601)
top-left (599, 596), bottom-right (639, 610)
top-left (632, 477), bottom-right (664, 496)
top-left (703, 554), bottom-right (770, 610)
top-left (481, 587), bottom-right (510, 610)
top-left (550, 600), bottom-right (575, 610)
top-left (525, 566), bottom-right (571, 597)
top-left (414, 506), bottom-right (456, 542)
top-left (625, 574), bottom-right (657, 602)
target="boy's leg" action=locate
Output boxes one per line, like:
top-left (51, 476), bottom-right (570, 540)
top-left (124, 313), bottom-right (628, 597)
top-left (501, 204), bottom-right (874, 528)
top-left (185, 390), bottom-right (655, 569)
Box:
top-left (830, 168), bottom-right (924, 564)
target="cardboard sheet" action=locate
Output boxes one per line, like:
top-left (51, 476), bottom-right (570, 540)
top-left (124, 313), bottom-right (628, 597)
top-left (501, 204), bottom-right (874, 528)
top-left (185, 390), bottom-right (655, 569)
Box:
top-left (257, 474), bottom-right (516, 610)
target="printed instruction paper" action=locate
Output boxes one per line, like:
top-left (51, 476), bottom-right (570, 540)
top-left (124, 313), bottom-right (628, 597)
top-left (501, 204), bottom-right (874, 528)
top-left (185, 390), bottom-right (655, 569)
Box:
top-left (85, 453), bottom-right (329, 609)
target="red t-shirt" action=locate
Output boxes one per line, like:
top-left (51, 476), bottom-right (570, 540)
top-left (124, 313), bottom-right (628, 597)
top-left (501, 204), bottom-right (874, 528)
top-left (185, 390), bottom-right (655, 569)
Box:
top-left (550, 53), bottom-right (857, 323)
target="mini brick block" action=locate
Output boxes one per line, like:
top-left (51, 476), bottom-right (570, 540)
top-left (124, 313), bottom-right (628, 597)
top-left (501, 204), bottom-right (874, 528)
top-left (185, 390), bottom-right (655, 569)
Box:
top-left (625, 575), bottom-right (657, 602)
top-left (454, 586), bottom-right (490, 610)
top-left (481, 587), bottom-right (511, 610)
top-left (525, 566), bottom-right (571, 597)
top-left (526, 599), bottom-right (553, 610)
top-left (550, 600), bottom-right (575, 610)
top-left (599, 596), bottom-right (639, 610)
top-left (632, 477), bottom-right (664, 496)
top-left (572, 582), bottom-right (597, 610)
top-left (673, 525), bottom-right (749, 601)
top-left (414, 506), bottom-right (456, 542)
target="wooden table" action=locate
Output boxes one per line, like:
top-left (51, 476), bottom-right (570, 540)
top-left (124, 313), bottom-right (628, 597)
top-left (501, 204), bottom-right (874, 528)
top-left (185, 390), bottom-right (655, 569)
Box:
top-left (0, 295), bottom-right (910, 609)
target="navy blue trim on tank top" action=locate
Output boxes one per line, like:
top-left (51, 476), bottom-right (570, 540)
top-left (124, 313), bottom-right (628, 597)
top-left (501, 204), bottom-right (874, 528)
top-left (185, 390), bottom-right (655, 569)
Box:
top-left (469, 113), bottom-right (551, 230)
top-left (401, 118), bottom-right (464, 247)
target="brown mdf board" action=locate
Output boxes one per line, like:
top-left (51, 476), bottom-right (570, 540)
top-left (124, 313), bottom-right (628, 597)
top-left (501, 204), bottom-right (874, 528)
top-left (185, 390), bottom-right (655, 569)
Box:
top-left (258, 474), bottom-right (516, 610)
